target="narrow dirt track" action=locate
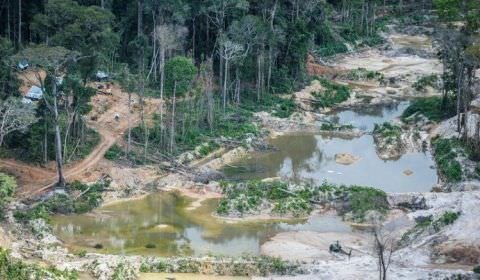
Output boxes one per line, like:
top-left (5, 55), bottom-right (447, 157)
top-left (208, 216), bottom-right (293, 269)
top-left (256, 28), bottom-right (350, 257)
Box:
top-left (0, 84), bottom-right (161, 198)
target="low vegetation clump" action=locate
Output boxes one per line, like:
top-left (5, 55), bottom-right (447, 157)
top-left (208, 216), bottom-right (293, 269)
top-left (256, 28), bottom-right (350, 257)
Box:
top-left (401, 97), bottom-right (455, 122)
top-left (241, 93), bottom-right (297, 119)
top-left (432, 138), bottom-right (464, 182)
top-left (401, 211), bottom-right (461, 245)
top-left (0, 247), bottom-right (78, 280)
top-left (131, 100), bottom-right (259, 157)
top-left (0, 173), bottom-right (16, 220)
top-left (312, 79), bottom-right (351, 108)
top-left (139, 255), bottom-right (300, 277)
top-left (344, 186), bottom-right (389, 221)
top-left (373, 122), bottom-right (402, 144)
top-left (196, 141), bottom-right (221, 157)
top-left (217, 180), bottom-right (389, 222)
top-left (412, 74), bottom-right (439, 92)
top-left (341, 68), bottom-right (384, 82)
top-left (433, 211), bottom-right (460, 232)
top-left (14, 180), bottom-right (109, 223)
top-left (104, 143), bottom-right (124, 161)
top-left (320, 122), bottom-right (354, 131)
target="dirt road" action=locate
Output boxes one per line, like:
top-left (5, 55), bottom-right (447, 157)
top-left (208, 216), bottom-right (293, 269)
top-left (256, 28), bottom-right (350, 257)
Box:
top-left (0, 83), bottom-right (161, 198)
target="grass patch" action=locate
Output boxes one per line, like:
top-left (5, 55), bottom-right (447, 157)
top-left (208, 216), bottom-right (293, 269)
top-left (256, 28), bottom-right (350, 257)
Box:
top-left (70, 128), bottom-right (101, 162)
top-left (312, 79), bottom-right (351, 108)
top-left (433, 211), bottom-right (460, 232)
top-left (320, 122), bottom-right (354, 131)
top-left (14, 180), bottom-right (109, 224)
top-left (346, 186), bottom-right (389, 221)
top-left (0, 173), bottom-right (16, 220)
top-left (401, 97), bottom-right (455, 122)
top-left (373, 122), bottom-right (402, 144)
top-left (401, 211), bottom-right (460, 244)
top-left (104, 143), bottom-right (123, 161)
top-left (412, 74), bottom-right (438, 92)
top-left (139, 255), bottom-right (300, 276)
top-left (196, 141), bottom-right (220, 157)
top-left (240, 92), bottom-right (297, 119)
top-left (0, 247), bottom-right (78, 279)
top-left (217, 180), bottom-right (388, 222)
top-left (341, 68), bottom-right (384, 81)
top-left (432, 138), bottom-right (463, 182)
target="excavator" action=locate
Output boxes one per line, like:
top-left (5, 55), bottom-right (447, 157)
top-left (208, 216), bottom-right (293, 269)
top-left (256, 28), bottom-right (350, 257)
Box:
top-left (329, 240), bottom-right (352, 259)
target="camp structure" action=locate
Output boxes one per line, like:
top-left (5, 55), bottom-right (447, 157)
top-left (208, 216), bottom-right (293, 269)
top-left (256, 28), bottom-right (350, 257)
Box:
top-left (25, 85), bottom-right (43, 100)
top-left (96, 71), bottom-right (109, 81)
top-left (17, 59), bottom-right (29, 71)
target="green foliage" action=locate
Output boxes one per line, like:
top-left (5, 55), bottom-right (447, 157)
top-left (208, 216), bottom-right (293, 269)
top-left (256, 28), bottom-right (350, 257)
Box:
top-left (412, 75), bottom-right (439, 92)
top-left (217, 180), bottom-right (308, 217)
top-left (145, 243), bottom-right (156, 249)
top-left (196, 141), bottom-right (220, 157)
top-left (320, 123), bottom-right (354, 131)
top-left (272, 196), bottom-right (312, 217)
top-left (401, 97), bottom-right (455, 122)
top-left (473, 265), bottom-right (480, 274)
top-left (218, 180), bottom-right (388, 221)
top-left (240, 92), bottom-right (297, 118)
top-left (104, 143), bottom-right (124, 161)
top-left (402, 212), bottom-right (460, 244)
top-left (0, 247), bottom-right (78, 280)
top-left (316, 43), bottom-right (349, 57)
top-left (313, 79), bottom-right (351, 108)
top-left (139, 255), bottom-right (299, 276)
top-left (373, 122), bottom-right (402, 144)
top-left (433, 211), bottom-right (460, 232)
top-left (0, 173), bottom-right (16, 219)
top-left (341, 68), bottom-right (384, 81)
top-left (31, 0), bottom-right (119, 79)
top-left (14, 180), bottom-right (108, 224)
top-left (432, 138), bottom-right (463, 182)
top-left (164, 56), bottom-right (197, 97)
top-left (0, 37), bottom-right (20, 99)
top-left (347, 186), bottom-right (389, 221)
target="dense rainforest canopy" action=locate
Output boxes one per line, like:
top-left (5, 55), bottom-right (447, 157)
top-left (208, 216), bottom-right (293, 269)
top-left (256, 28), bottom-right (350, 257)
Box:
top-left (0, 0), bottom-right (478, 187)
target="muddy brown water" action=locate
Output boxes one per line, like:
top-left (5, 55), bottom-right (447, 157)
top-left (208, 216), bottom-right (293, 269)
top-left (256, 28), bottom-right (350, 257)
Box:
top-left (52, 102), bottom-right (438, 257)
top-left (52, 192), bottom-right (351, 257)
top-left (223, 102), bottom-right (438, 192)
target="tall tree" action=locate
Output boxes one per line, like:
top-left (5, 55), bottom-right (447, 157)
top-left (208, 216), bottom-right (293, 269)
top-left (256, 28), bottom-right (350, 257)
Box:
top-left (13, 46), bottom-right (80, 188)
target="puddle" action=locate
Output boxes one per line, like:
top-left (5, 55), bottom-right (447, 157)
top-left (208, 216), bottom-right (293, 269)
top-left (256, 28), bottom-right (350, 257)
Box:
top-left (52, 192), bottom-right (351, 257)
top-left (223, 102), bottom-right (438, 192)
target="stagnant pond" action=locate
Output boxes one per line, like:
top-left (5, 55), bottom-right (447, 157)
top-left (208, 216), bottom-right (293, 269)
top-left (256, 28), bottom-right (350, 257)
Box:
top-left (53, 101), bottom-right (438, 256)
top-left (223, 101), bottom-right (438, 192)
top-left (52, 192), bottom-right (350, 256)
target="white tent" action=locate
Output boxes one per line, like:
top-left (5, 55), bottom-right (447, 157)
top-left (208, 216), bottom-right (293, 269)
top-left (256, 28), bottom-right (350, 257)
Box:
top-left (96, 71), bottom-right (109, 80)
top-left (25, 85), bottom-right (43, 100)
top-left (17, 59), bottom-right (29, 70)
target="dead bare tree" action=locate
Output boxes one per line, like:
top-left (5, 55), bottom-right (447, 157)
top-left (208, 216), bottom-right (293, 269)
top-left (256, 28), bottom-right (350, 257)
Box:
top-left (370, 217), bottom-right (397, 280)
top-left (0, 97), bottom-right (36, 146)
top-left (219, 39), bottom-right (248, 112)
top-left (151, 24), bottom-right (187, 147)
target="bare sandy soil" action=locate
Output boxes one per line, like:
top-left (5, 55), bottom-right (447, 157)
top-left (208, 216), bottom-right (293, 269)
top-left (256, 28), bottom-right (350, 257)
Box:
top-left (0, 82), bottom-right (161, 198)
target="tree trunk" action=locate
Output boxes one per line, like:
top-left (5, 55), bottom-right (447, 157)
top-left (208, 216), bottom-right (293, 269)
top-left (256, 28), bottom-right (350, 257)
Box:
top-left (137, 0), bottom-right (143, 37)
top-left (18, 0), bottom-right (21, 46)
top-left (223, 58), bottom-right (229, 112)
top-left (44, 119), bottom-right (48, 164)
top-left (52, 82), bottom-right (66, 188)
top-left (127, 92), bottom-right (132, 156)
top-left (170, 81), bottom-right (177, 153)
